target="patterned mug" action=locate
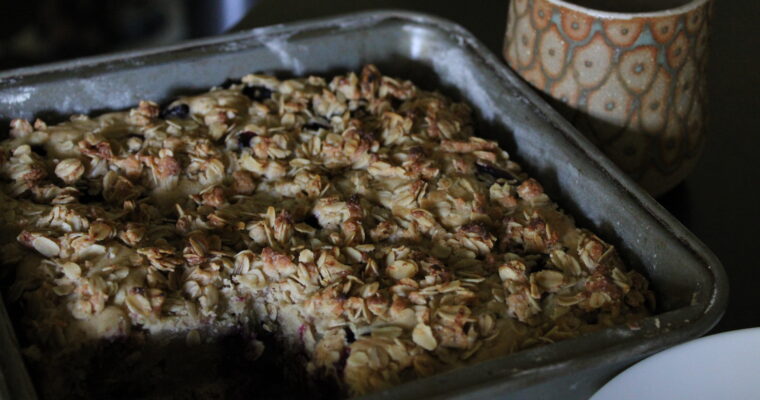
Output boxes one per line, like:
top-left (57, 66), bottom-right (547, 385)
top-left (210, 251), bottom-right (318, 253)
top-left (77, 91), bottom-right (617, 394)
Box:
top-left (503, 0), bottom-right (712, 196)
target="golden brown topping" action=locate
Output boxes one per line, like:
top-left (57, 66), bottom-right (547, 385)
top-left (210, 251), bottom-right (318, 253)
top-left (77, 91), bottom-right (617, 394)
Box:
top-left (200, 186), bottom-right (226, 208)
top-left (412, 323), bottom-right (438, 351)
top-left (10, 119), bottom-right (33, 138)
top-left (79, 140), bottom-right (114, 160)
top-left (130, 100), bottom-right (160, 125)
top-left (232, 170), bottom-right (257, 194)
top-left (157, 153), bottom-right (182, 178)
top-left (387, 260), bottom-right (419, 281)
top-left (0, 65), bottom-right (652, 397)
top-left (55, 158), bottom-right (84, 185)
top-left (517, 178), bottom-right (544, 200)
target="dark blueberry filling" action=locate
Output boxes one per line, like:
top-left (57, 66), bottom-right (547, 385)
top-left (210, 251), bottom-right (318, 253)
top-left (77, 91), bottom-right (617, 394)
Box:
top-left (78, 191), bottom-right (105, 204)
top-left (343, 327), bottom-right (355, 344)
top-left (303, 214), bottom-right (321, 229)
top-left (302, 122), bottom-right (330, 131)
top-left (221, 78), bottom-right (242, 89)
top-left (530, 254), bottom-right (551, 274)
top-left (237, 131), bottom-right (257, 149)
top-left (242, 85), bottom-right (273, 102)
top-left (389, 97), bottom-right (404, 110)
top-left (160, 104), bottom-right (190, 119)
top-left (347, 194), bottom-right (361, 204)
top-left (475, 160), bottom-right (520, 181)
top-left (30, 145), bottom-right (47, 157)
top-left (334, 346), bottom-right (352, 377)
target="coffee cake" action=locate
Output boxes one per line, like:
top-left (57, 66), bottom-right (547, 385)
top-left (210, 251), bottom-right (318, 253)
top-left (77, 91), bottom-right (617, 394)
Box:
top-left (0, 65), bottom-right (653, 398)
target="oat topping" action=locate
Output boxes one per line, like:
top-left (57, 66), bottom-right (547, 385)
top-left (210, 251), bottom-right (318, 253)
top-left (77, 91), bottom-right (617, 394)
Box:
top-left (0, 65), bottom-right (653, 396)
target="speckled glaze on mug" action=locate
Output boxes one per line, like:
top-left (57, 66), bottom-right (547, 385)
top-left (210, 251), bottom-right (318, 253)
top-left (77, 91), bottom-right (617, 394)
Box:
top-left (503, 0), bottom-right (712, 196)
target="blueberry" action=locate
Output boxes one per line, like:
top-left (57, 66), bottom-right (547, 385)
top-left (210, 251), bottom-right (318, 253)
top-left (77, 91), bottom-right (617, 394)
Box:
top-left (30, 145), bottom-right (47, 157)
top-left (343, 327), bottom-right (355, 343)
top-left (335, 346), bottom-right (351, 375)
top-left (302, 122), bottom-right (330, 131)
top-left (303, 214), bottom-right (321, 229)
top-left (351, 107), bottom-right (368, 119)
top-left (242, 85), bottom-right (272, 102)
top-left (221, 78), bottom-right (242, 89)
top-left (79, 191), bottom-right (105, 204)
top-left (531, 254), bottom-right (551, 273)
top-left (237, 131), bottom-right (257, 149)
top-left (475, 160), bottom-right (519, 181)
top-left (160, 104), bottom-right (189, 119)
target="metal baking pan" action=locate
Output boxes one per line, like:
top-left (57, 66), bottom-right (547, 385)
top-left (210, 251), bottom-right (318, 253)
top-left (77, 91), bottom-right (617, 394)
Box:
top-left (0, 10), bottom-right (728, 400)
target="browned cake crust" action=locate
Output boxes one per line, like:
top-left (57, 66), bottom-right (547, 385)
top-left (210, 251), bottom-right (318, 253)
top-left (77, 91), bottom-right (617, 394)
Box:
top-left (0, 65), bottom-right (653, 397)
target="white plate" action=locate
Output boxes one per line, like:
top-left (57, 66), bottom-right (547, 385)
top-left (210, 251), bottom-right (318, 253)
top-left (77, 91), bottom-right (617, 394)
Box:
top-left (591, 328), bottom-right (760, 400)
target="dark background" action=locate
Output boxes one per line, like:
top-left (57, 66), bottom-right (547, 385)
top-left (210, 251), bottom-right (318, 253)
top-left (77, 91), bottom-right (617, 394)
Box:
top-left (1, 0), bottom-right (758, 332)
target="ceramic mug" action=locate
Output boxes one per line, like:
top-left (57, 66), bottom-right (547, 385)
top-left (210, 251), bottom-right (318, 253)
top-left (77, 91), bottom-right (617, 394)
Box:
top-left (503, 0), bottom-right (712, 196)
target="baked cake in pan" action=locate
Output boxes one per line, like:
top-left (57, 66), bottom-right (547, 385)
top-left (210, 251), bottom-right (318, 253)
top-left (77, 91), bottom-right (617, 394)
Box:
top-left (0, 65), bottom-right (653, 398)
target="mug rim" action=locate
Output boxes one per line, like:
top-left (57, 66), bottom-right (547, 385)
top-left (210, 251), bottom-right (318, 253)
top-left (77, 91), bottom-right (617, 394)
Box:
top-left (543, 0), bottom-right (709, 19)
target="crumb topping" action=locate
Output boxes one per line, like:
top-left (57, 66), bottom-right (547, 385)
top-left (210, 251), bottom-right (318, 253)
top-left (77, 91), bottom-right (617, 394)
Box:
top-left (0, 65), bottom-right (653, 396)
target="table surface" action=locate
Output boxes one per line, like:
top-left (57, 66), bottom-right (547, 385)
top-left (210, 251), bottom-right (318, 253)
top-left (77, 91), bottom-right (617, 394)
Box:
top-left (235, 0), bottom-right (760, 333)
